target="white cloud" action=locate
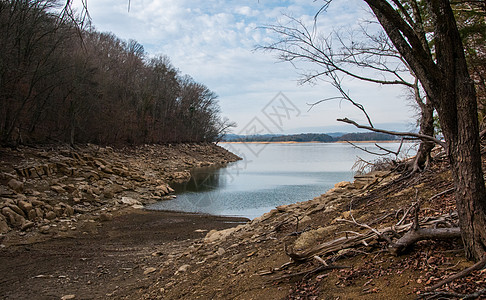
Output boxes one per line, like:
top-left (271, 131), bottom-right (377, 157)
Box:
top-left (75, 0), bottom-right (414, 133)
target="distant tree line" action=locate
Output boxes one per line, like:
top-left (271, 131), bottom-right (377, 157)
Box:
top-left (224, 132), bottom-right (398, 143)
top-left (0, 0), bottom-right (232, 146)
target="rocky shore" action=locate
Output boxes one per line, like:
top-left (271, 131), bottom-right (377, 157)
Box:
top-left (0, 143), bottom-right (240, 242)
top-left (1, 144), bottom-right (483, 299)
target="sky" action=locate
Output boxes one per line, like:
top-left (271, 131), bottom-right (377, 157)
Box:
top-left (75, 0), bottom-right (417, 135)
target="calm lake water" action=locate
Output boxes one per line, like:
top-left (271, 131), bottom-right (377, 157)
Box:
top-left (147, 142), bottom-right (415, 219)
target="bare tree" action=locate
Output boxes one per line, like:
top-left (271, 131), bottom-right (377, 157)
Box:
top-left (259, 15), bottom-right (436, 172)
top-left (357, 0), bottom-right (486, 262)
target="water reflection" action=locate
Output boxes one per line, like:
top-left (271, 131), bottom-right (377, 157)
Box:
top-left (171, 166), bottom-right (226, 194)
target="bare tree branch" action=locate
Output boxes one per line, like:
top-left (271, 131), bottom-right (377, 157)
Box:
top-left (337, 117), bottom-right (446, 148)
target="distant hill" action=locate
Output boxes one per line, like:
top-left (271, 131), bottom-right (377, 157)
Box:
top-left (222, 132), bottom-right (399, 143)
top-left (337, 132), bottom-right (397, 142)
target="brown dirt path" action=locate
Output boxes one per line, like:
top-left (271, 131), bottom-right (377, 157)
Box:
top-left (0, 209), bottom-right (248, 300)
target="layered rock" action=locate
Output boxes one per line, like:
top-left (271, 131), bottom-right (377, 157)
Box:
top-left (0, 143), bottom-right (240, 235)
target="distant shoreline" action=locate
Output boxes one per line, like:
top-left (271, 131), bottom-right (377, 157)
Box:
top-left (220, 140), bottom-right (405, 144)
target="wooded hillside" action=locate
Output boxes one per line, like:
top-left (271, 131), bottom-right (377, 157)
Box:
top-left (0, 0), bottom-right (231, 146)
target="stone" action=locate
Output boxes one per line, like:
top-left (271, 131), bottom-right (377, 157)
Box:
top-left (177, 264), bottom-right (190, 273)
top-left (45, 211), bottom-right (57, 220)
top-left (31, 199), bottom-right (44, 206)
top-left (35, 207), bottom-right (44, 218)
top-left (2, 207), bottom-right (25, 227)
top-left (7, 179), bottom-right (23, 193)
top-left (0, 215), bottom-right (10, 233)
top-left (156, 185), bottom-right (169, 195)
top-left (27, 209), bottom-right (37, 220)
top-left (51, 185), bottom-right (66, 194)
top-left (39, 225), bottom-right (50, 234)
top-left (204, 226), bottom-right (242, 243)
top-left (21, 220), bottom-right (34, 231)
top-left (61, 295), bottom-right (76, 300)
top-left (131, 204), bottom-right (144, 209)
top-left (120, 197), bottom-right (142, 206)
top-left (334, 181), bottom-right (351, 189)
top-left (8, 204), bottom-right (25, 217)
top-left (216, 247), bottom-right (226, 256)
top-left (143, 267), bottom-right (157, 275)
top-left (64, 184), bottom-right (76, 193)
top-left (64, 205), bottom-right (74, 216)
top-left (53, 205), bottom-right (63, 217)
top-left (99, 213), bottom-right (113, 222)
top-left (18, 200), bottom-right (33, 214)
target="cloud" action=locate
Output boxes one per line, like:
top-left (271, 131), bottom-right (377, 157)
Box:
top-left (75, 0), bottom-right (415, 133)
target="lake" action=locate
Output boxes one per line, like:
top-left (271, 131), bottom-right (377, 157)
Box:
top-left (147, 142), bottom-right (415, 219)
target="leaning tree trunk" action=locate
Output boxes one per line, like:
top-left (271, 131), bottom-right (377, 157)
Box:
top-left (365, 0), bottom-right (486, 261)
top-left (430, 0), bottom-right (486, 261)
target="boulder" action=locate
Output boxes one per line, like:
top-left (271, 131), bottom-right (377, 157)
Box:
top-left (204, 226), bottom-right (244, 243)
top-left (18, 200), bottom-right (33, 214)
top-left (7, 179), bottom-right (23, 193)
top-left (0, 215), bottom-right (10, 233)
top-left (2, 206), bottom-right (25, 227)
top-left (27, 209), bottom-right (37, 220)
top-left (35, 207), bottom-right (44, 219)
top-left (45, 211), bottom-right (57, 220)
top-left (20, 220), bottom-right (34, 231)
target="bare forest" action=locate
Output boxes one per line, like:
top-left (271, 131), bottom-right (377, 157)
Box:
top-left (0, 0), bottom-right (232, 146)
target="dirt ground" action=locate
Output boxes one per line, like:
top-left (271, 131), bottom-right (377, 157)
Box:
top-left (0, 209), bottom-right (248, 300)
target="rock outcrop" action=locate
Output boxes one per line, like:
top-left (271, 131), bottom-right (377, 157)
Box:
top-left (0, 143), bottom-right (240, 236)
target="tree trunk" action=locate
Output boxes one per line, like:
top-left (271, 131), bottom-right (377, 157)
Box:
top-left (428, 0), bottom-right (486, 260)
top-left (364, 0), bottom-right (486, 261)
top-left (413, 99), bottom-right (435, 171)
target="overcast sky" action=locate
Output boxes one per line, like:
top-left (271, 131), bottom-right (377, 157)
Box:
top-left (76, 0), bottom-right (416, 135)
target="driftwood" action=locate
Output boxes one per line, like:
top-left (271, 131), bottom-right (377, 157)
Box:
top-left (286, 212), bottom-right (460, 261)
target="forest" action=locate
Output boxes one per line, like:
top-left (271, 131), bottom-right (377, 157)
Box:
top-left (0, 0), bottom-right (231, 146)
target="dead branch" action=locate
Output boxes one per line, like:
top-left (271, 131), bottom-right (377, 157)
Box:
top-left (337, 117), bottom-right (446, 148)
top-left (388, 227), bottom-right (462, 256)
top-left (286, 213), bottom-right (461, 261)
top-left (419, 289), bottom-right (486, 300)
top-left (426, 254), bottom-right (486, 291)
top-left (286, 222), bottom-right (413, 261)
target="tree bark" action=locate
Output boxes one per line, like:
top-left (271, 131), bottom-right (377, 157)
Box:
top-left (413, 99), bottom-right (435, 171)
top-left (364, 0), bottom-right (486, 261)
top-left (429, 0), bottom-right (486, 261)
